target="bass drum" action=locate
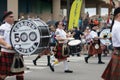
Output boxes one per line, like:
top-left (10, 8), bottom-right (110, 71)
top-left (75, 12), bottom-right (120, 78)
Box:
top-left (10, 19), bottom-right (50, 55)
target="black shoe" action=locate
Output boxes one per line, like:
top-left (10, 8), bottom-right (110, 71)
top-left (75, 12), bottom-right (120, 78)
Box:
top-left (67, 60), bottom-right (70, 62)
top-left (49, 64), bottom-right (54, 72)
top-left (98, 61), bottom-right (105, 64)
top-left (85, 57), bottom-right (88, 63)
top-left (47, 63), bottom-right (50, 66)
top-left (33, 60), bottom-right (37, 66)
top-left (77, 54), bottom-right (80, 57)
top-left (64, 70), bottom-right (73, 73)
top-left (26, 67), bottom-right (30, 70)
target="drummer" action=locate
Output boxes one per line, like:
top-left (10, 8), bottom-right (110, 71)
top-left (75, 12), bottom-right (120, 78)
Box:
top-left (49, 21), bottom-right (73, 73)
top-left (84, 24), bottom-right (105, 64)
top-left (0, 11), bottom-right (24, 80)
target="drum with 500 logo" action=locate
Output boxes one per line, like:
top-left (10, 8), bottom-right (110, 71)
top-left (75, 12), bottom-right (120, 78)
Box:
top-left (10, 19), bottom-right (50, 55)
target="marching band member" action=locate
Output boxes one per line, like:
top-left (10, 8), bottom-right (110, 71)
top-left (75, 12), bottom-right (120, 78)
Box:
top-left (102, 7), bottom-right (120, 80)
top-left (84, 24), bottom-right (105, 64)
top-left (49, 21), bottom-right (73, 73)
top-left (0, 11), bottom-right (24, 80)
top-left (32, 25), bottom-right (56, 66)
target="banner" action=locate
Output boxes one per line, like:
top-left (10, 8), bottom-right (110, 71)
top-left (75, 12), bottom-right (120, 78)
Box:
top-left (68, 0), bottom-right (83, 30)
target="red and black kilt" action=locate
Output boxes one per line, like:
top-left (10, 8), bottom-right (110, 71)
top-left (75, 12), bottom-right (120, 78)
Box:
top-left (0, 52), bottom-right (24, 76)
top-left (102, 54), bottom-right (120, 80)
top-left (54, 43), bottom-right (68, 60)
top-left (39, 48), bottom-right (51, 56)
top-left (88, 43), bottom-right (102, 55)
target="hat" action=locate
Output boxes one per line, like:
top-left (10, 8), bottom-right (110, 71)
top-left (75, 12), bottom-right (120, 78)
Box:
top-left (113, 7), bottom-right (120, 16)
top-left (2, 11), bottom-right (13, 21)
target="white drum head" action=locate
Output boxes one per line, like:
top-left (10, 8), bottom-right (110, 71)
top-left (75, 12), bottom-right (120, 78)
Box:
top-left (68, 37), bottom-right (74, 40)
top-left (100, 29), bottom-right (111, 39)
top-left (100, 39), bottom-right (111, 46)
top-left (68, 40), bottom-right (81, 46)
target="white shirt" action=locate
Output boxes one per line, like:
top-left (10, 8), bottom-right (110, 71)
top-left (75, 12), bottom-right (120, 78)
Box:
top-left (55, 28), bottom-right (67, 39)
top-left (112, 20), bottom-right (120, 47)
top-left (89, 30), bottom-right (98, 39)
top-left (0, 22), bottom-right (15, 53)
top-left (85, 32), bottom-right (92, 43)
top-left (55, 28), bottom-right (67, 43)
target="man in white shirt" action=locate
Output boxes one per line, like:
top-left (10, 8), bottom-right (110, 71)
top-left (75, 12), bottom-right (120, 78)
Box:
top-left (85, 24), bottom-right (105, 64)
top-left (102, 7), bottom-right (120, 80)
top-left (0, 11), bottom-right (24, 80)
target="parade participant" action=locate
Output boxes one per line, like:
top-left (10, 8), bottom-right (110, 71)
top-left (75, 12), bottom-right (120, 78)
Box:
top-left (102, 7), bottom-right (120, 80)
top-left (84, 24), bottom-right (105, 64)
top-left (49, 21), bottom-right (73, 73)
top-left (0, 11), bottom-right (24, 80)
top-left (33, 25), bottom-right (56, 66)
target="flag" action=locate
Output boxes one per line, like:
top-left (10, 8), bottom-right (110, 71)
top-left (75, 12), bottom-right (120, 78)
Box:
top-left (68, 0), bottom-right (83, 30)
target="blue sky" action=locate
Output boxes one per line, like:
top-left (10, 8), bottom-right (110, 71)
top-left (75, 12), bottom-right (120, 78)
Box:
top-left (85, 8), bottom-right (108, 16)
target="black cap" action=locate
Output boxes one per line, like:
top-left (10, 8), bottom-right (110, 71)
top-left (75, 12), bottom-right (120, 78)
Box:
top-left (2, 11), bottom-right (13, 21)
top-left (113, 7), bottom-right (120, 16)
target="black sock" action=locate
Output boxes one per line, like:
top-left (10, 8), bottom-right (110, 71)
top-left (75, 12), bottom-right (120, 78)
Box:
top-left (98, 54), bottom-right (102, 62)
top-left (47, 55), bottom-right (50, 65)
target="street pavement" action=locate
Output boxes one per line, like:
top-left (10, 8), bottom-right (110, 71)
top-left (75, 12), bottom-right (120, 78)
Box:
top-left (6, 54), bottom-right (111, 80)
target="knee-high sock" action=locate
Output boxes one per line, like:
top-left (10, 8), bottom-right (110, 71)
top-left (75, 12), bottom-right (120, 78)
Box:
top-left (34, 55), bottom-right (40, 62)
top-left (63, 60), bottom-right (68, 70)
top-left (47, 55), bottom-right (50, 65)
top-left (98, 54), bottom-right (102, 62)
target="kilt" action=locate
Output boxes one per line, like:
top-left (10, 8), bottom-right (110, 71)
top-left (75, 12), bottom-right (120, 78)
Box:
top-left (88, 43), bottom-right (102, 55)
top-left (102, 54), bottom-right (120, 80)
top-left (39, 48), bottom-right (51, 56)
top-left (0, 52), bottom-right (24, 76)
top-left (54, 43), bottom-right (68, 60)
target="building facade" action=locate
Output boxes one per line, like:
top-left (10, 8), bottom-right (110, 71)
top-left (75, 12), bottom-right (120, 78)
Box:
top-left (0, 0), bottom-right (119, 22)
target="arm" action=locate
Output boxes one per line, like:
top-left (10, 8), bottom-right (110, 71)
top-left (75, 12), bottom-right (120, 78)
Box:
top-left (0, 38), bottom-right (12, 49)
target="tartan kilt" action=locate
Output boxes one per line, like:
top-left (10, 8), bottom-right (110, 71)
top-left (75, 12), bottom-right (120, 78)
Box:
top-left (54, 43), bottom-right (68, 60)
top-left (102, 54), bottom-right (120, 80)
top-left (0, 52), bottom-right (24, 76)
top-left (39, 48), bottom-right (51, 56)
top-left (88, 44), bottom-right (102, 55)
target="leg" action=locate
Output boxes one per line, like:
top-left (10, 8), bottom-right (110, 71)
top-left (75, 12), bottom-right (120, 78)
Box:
top-left (63, 60), bottom-right (73, 73)
top-left (98, 54), bottom-right (105, 64)
top-left (47, 55), bottom-right (50, 66)
top-left (85, 54), bottom-right (92, 63)
top-left (33, 55), bottom-right (41, 66)
top-left (16, 74), bottom-right (24, 80)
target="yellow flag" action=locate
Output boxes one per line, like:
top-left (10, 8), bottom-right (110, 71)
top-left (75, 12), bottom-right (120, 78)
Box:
top-left (68, 0), bottom-right (83, 30)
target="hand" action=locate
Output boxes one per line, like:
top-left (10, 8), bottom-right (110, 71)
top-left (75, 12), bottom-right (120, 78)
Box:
top-left (5, 44), bottom-right (12, 50)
